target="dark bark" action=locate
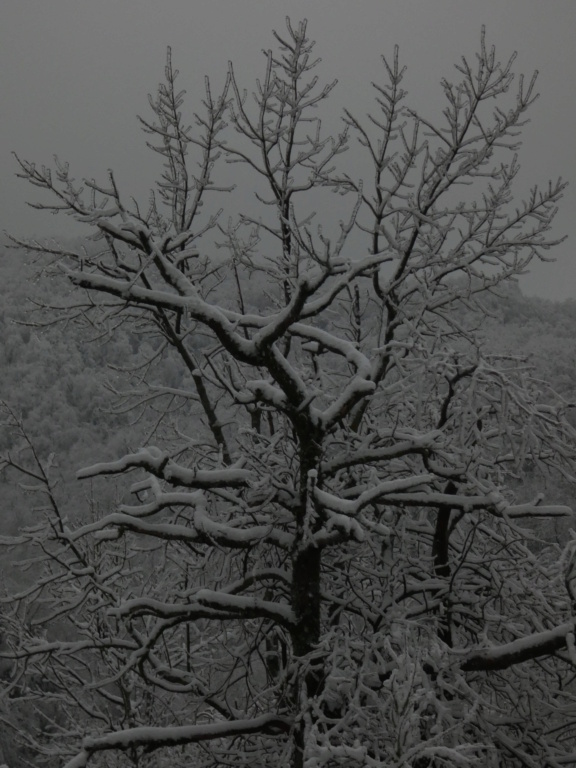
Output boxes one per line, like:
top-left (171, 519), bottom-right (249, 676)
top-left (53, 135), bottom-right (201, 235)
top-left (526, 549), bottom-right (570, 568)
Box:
top-left (431, 481), bottom-right (457, 647)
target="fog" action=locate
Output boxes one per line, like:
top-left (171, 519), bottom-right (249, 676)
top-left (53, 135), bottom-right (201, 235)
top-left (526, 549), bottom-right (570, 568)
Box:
top-left (2, 0), bottom-right (575, 298)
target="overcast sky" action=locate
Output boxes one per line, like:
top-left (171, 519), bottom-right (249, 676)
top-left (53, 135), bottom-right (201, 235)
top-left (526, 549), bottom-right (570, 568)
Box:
top-left (2, 0), bottom-right (575, 299)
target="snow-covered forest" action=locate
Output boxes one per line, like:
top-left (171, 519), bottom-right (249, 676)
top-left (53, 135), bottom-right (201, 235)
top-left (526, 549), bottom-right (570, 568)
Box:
top-left (1, 19), bottom-right (576, 767)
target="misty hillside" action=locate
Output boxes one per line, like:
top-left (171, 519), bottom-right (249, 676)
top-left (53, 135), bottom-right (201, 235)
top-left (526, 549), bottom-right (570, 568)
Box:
top-left (1, 246), bottom-right (575, 531)
top-left (479, 284), bottom-right (576, 403)
top-left (2, 246), bottom-right (575, 476)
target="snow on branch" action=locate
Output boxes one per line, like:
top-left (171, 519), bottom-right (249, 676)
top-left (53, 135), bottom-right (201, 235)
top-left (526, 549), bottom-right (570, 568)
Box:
top-left (312, 510), bottom-right (365, 546)
top-left (63, 714), bottom-right (292, 768)
top-left (65, 269), bottom-right (260, 363)
top-left (505, 501), bottom-right (573, 518)
top-left (66, 510), bottom-right (292, 550)
top-left (313, 474), bottom-right (438, 515)
top-left (111, 589), bottom-right (295, 628)
top-left (319, 376), bottom-right (377, 428)
top-left (0, 636), bottom-right (136, 660)
top-left (461, 620), bottom-right (576, 671)
top-left (321, 430), bottom-right (442, 475)
top-left (289, 322), bottom-right (373, 378)
top-left (314, 480), bottom-right (572, 523)
top-left (77, 447), bottom-right (253, 489)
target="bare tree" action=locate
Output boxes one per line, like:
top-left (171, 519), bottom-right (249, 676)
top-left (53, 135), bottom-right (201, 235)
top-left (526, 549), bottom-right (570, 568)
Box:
top-left (3, 18), bottom-right (576, 768)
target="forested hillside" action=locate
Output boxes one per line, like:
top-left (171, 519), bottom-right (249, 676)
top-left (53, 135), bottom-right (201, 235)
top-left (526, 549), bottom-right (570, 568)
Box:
top-left (3, 247), bottom-right (574, 504)
top-left (480, 285), bottom-right (576, 403)
top-left (0, 241), bottom-right (207, 531)
top-left (0, 246), bottom-right (129, 533)
top-left (2, 247), bottom-right (574, 535)
top-left (477, 285), bottom-right (576, 542)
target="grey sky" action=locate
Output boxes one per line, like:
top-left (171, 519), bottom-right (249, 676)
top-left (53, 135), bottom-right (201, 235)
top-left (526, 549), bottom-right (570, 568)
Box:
top-left (2, 0), bottom-right (575, 299)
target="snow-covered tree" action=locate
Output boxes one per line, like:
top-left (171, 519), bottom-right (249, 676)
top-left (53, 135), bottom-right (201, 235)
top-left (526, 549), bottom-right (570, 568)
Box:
top-left (3, 18), bottom-right (576, 767)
